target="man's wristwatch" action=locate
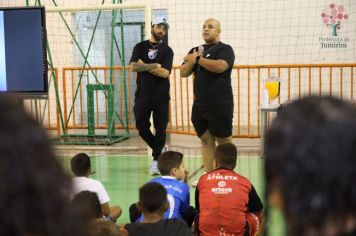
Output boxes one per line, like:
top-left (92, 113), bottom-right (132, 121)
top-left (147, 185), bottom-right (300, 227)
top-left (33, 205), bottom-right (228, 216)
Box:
top-left (196, 56), bottom-right (201, 63)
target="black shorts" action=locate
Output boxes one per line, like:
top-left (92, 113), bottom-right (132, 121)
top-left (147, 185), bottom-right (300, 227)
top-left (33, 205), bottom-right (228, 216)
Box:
top-left (191, 102), bottom-right (233, 138)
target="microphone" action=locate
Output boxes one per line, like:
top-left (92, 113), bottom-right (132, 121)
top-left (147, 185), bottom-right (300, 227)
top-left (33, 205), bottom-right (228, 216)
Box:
top-left (198, 45), bottom-right (204, 54)
top-left (197, 45), bottom-right (204, 71)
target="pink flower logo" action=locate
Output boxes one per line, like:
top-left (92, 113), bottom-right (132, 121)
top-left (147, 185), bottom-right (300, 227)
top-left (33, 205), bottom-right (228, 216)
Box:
top-left (321, 3), bottom-right (348, 36)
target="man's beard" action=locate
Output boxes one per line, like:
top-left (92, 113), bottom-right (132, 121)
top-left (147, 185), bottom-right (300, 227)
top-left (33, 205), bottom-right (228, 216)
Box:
top-left (151, 30), bottom-right (164, 41)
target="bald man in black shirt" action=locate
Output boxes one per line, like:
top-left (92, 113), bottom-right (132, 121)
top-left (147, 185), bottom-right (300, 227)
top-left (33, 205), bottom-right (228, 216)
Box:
top-left (180, 18), bottom-right (235, 180)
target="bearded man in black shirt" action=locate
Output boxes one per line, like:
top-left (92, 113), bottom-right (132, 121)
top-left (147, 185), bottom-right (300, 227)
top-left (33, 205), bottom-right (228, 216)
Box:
top-left (130, 17), bottom-right (174, 175)
top-left (180, 18), bottom-right (235, 180)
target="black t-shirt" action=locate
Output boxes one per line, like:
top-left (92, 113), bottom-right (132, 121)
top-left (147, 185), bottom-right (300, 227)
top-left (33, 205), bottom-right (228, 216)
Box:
top-left (130, 40), bottom-right (174, 101)
top-left (187, 42), bottom-right (235, 105)
top-left (124, 219), bottom-right (191, 236)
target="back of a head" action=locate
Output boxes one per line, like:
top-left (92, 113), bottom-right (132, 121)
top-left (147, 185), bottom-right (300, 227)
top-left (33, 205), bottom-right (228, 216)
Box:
top-left (215, 143), bottom-right (237, 169)
top-left (139, 182), bottom-right (167, 213)
top-left (88, 220), bottom-right (122, 236)
top-left (157, 151), bottom-right (183, 175)
top-left (264, 96), bottom-right (356, 235)
top-left (71, 152), bottom-right (91, 176)
top-left (72, 191), bottom-right (102, 225)
top-left (0, 95), bottom-right (75, 236)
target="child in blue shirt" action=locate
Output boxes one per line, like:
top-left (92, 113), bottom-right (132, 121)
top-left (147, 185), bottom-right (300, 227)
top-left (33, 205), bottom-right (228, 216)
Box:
top-left (129, 151), bottom-right (197, 227)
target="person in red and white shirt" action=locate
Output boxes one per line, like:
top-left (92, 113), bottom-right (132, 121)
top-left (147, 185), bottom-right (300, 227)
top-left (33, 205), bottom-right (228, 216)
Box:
top-left (195, 143), bottom-right (263, 236)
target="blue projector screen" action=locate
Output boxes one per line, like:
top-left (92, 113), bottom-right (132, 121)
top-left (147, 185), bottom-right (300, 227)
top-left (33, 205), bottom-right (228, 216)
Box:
top-left (0, 7), bottom-right (47, 98)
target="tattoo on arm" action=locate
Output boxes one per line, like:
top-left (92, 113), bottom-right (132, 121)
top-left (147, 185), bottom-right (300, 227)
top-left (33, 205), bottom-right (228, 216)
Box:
top-left (148, 67), bottom-right (170, 79)
top-left (131, 61), bottom-right (158, 72)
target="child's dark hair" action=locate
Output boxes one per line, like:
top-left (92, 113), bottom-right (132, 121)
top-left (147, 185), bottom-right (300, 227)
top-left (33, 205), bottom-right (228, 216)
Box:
top-left (71, 153), bottom-right (91, 176)
top-left (139, 182), bottom-right (167, 213)
top-left (72, 191), bottom-right (101, 224)
top-left (157, 151), bottom-right (183, 175)
top-left (0, 94), bottom-right (78, 235)
top-left (215, 143), bottom-right (237, 169)
top-left (265, 96), bottom-right (356, 235)
top-left (88, 220), bottom-right (122, 236)
top-left (158, 151), bottom-right (183, 175)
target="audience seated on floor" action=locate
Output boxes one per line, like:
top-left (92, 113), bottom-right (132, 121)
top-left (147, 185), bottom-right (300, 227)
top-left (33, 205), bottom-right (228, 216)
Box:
top-left (71, 152), bottom-right (122, 222)
top-left (72, 191), bottom-right (103, 226)
top-left (123, 182), bottom-right (191, 236)
top-left (129, 151), bottom-right (197, 227)
top-left (264, 96), bottom-right (356, 236)
top-left (89, 219), bottom-right (123, 236)
top-left (195, 143), bottom-right (263, 236)
top-left (0, 94), bottom-right (83, 236)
